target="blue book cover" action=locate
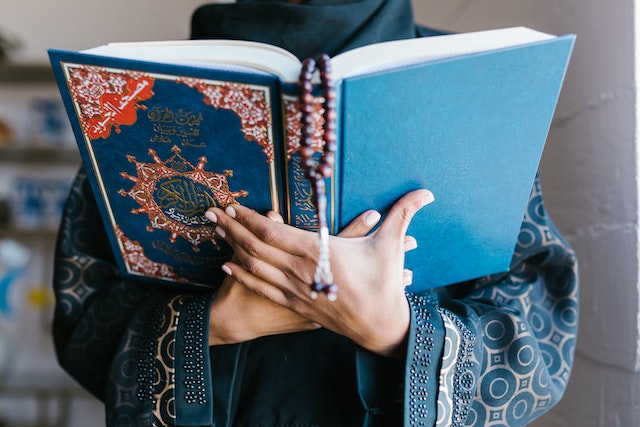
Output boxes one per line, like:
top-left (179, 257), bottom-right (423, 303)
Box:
top-left (48, 28), bottom-right (575, 291)
top-left (49, 50), bottom-right (286, 288)
top-left (337, 35), bottom-right (575, 290)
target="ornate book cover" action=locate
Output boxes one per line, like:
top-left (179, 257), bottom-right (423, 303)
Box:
top-left (50, 55), bottom-right (287, 287)
top-left (49, 30), bottom-right (575, 290)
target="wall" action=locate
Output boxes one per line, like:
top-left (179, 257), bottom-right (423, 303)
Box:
top-left (0, 0), bottom-right (207, 61)
top-left (413, 0), bottom-right (640, 425)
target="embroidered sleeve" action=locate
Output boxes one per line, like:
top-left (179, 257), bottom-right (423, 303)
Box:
top-left (458, 185), bottom-right (578, 426)
top-left (403, 292), bottom-right (446, 426)
top-left (404, 177), bottom-right (578, 426)
top-left (52, 168), bottom-right (215, 427)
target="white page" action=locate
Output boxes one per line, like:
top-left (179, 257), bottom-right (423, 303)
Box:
top-left (332, 27), bottom-right (556, 79)
top-left (80, 27), bottom-right (557, 83)
top-left (82, 39), bottom-right (302, 81)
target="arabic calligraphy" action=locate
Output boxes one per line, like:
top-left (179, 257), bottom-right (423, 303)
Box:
top-left (151, 240), bottom-right (225, 266)
top-left (147, 106), bottom-right (205, 147)
top-left (290, 155), bottom-right (318, 229)
top-left (154, 177), bottom-right (216, 225)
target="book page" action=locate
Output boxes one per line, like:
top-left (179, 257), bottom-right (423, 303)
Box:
top-left (79, 27), bottom-right (557, 83)
top-left (332, 27), bottom-right (557, 80)
top-left (82, 39), bottom-right (303, 82)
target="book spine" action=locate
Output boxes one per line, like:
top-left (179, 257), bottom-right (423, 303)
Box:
top-left (280, 83), bottom-right (337, 232)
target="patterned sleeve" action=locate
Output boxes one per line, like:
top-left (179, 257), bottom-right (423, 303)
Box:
top-left (403, 176), bottom-right (579, 426)
top-left (52, 168), bottom-right (215, 427)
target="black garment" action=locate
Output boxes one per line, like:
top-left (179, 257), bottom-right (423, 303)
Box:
top-left (211, 329), bottom-right (405, 426)
top-left (190, 0), bottom-right (418, 59)
top-left (211, 329), bottom-right (364, 426)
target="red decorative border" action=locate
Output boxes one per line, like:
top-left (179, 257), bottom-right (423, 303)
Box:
top-left (115, 226), bottom-right (185, 282)
top-left (64, 65), bottom-right (275, 165)
top-left (180, 78), bottom-right (274, 163)
top-left (66, 65), bottom-right (154, 140)
top-left (283, 96), bottom-right (326, 159)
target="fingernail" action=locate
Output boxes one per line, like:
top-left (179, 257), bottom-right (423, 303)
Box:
top-left (404, 236), bottom-right (418, 251)
top-left (403, 269), bottom-right (413, 286)
top-left (225, 205), bottom-right (237, 218)
top-left (365, 210), bottom-right (381, 226)
top-left (421, 191), bottom-right (435, 206)
top-left (215, 226), bottom-right (226, 238)
top-left (221, 264), bottom-right (232, 276)
top-left (205, 210), bottom-right (217, 223)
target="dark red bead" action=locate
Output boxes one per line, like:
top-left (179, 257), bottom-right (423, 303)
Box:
top-left (323, 152), bottom-right (335, 164)
top-left (324, 131), bottom-right (337, 143)
top-left (302, 80), bottom-right (313, 93)
top-left (300, 146), bottom-right (315, 158)
top-left (302, 92), bottom-right (314, 105)
top-left (303, 157), bottom-right (316, 168)
top-left (303, 124), bottom-right (315, 136)
top-left (319, 163), bottom-right (332, 178)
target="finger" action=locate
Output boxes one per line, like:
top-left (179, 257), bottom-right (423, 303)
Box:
top-left (214, 204), bottom-right (313, 257)
top-left (404, 236), bottom-right (418, 252)
top-left (210, 206), bottom-right (293, 267)
top-left (222, 228), bottom-right (316, 307)
top-left (403, 269), bottom-right (413, 286)
top-left (205, 208), bottom-right (218, 224)
top-left (338, 210), bottom-right (381, 238)
top-left (266, 210), bottom-right (284, 223)
top-left (377, 189), bottom-right (434, 240)
top-left (221, 261), bottom-right (290, 308)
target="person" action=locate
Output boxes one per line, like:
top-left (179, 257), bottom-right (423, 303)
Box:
top-left (52, 0), bottom-right (579, 426)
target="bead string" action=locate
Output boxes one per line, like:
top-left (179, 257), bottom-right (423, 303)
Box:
top-left (298, 54), bottom-right (338, 301)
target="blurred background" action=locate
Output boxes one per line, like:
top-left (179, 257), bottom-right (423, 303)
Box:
top-left (0, 0), bottom-right (633, 426)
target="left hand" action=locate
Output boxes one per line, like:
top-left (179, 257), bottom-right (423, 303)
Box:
top-left (206, 189), bottom-right (433, 357)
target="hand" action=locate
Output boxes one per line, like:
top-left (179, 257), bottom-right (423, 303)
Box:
top-left (207, 207), bottom-right (398, 345)
top-left (206, 189), bottom-right (434, 357)
top-left (208, 272), bottom-right (321, 345)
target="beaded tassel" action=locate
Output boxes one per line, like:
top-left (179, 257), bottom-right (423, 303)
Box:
top-left (298, 54), bottom-right (338, 301)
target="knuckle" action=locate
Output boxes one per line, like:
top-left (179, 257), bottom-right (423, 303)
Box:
top-left (243, 240), bottom-right (262, 258)
top-left (243, 257), bottom-right (262, 275)
top-left (401, 206), bottom-right (417, 223)
top-left (260, 226), bottom-right (279, 246)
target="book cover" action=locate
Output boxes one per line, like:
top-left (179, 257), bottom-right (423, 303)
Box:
top-left (336, 36), bottom-right (575, 289)
top-left (48, 29), bottom-right (575, 291)
top-left (49, 51), bottom-right (288, 288)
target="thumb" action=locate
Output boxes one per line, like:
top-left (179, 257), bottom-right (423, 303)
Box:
top-left (377, 189), bottom-right (434, 240)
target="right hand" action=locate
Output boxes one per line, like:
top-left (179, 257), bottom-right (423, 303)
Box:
top-left (208, 190), bottom-right (432, 357)
top-left (207, 208), bottom-right (419, 345)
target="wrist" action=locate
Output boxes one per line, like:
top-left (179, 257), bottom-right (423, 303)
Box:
top-left (362, 296), bottom-right (411, 359)
top-left (208, 276), bottom-right (244, 345)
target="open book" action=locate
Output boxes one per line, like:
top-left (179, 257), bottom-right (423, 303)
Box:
top-left (48, 27), bottom-right (575, 290)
